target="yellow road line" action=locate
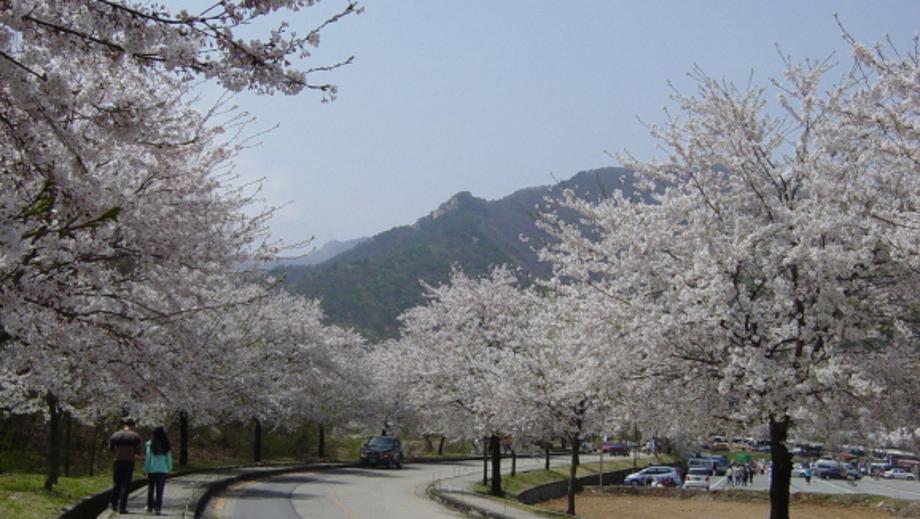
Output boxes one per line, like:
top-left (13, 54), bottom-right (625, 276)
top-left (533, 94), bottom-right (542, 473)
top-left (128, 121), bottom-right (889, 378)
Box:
top-left (327, 487), bottom-right (361, 519)
top-left (212, 480), bottom-right (254, 518)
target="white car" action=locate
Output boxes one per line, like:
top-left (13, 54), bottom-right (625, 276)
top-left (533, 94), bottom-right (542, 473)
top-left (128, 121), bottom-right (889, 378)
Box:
top-left (883, 468), bottom-right (917, 480)
top-left (623, 466), bottom-right (683, 487)
top-left (682, 467), bottom-right (711, 490)
top-left (791, 462), bottom-right (812, 477)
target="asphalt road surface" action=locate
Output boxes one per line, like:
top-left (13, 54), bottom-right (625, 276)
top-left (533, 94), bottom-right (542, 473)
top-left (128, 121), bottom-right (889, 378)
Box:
top-left (205, 453), bottom-right (610, 519)
top-left (709, 471), bottom-right (920, 501)
top-left (206, 455), bottom-right (920, 518)
top-left (207, 464), bottom-right (461, 519)
top-left (206, 457), bottom-right (547, 519)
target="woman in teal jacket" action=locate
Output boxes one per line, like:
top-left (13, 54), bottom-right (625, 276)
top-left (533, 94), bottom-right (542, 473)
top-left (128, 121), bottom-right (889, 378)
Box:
top-left (144, 427), bottom-right (173, 514)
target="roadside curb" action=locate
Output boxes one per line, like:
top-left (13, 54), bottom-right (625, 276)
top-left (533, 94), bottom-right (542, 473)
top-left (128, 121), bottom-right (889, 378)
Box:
top-left (426, 484), bottom-right (516, 519)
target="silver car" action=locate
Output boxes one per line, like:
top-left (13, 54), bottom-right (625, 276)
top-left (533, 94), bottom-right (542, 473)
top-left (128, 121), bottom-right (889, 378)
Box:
top-left (683, 467), bottom-right (711, 490)
top-left (883, 468), bottom-right (917, 480)
top-left (623, 466), bottom-right (683, 487)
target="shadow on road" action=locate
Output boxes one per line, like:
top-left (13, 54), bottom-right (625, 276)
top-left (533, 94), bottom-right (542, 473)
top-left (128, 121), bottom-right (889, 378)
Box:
top-left (220, 486), bottom-right (321, 501)
top-left (331, 467), bottom-right (403, 478)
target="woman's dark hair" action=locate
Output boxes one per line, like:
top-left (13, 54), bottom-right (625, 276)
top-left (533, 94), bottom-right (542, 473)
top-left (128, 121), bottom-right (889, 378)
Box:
top-left (151, 426), bottom-right (171, 455)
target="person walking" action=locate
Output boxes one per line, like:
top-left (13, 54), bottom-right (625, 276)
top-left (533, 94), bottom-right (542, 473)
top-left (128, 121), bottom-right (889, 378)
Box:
top-left (109, 418), bottom-right (142, 513)
top-left (803, 465), bottom-right (813, 485)
top-left (735, 465), bottom-right (746, 487)
top-left (144, 427), bottom-right (173, 515)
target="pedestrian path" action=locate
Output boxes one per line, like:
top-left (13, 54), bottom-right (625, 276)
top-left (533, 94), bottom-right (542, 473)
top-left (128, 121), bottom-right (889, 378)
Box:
top-left (95, 466), bottom-right (298, 518)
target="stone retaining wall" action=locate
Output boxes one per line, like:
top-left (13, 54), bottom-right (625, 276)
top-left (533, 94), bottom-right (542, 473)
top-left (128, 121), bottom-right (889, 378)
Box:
top-left (514, 468), bottom-right (634, 505)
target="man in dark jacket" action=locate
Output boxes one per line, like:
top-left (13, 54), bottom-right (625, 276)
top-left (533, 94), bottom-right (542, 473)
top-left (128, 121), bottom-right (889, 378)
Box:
top-left (109, 418), bottom-right (142, 513)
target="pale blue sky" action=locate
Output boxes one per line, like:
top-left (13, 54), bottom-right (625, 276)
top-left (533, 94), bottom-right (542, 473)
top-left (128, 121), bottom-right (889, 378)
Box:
top-left (186, 1), bottom-right (920, 248)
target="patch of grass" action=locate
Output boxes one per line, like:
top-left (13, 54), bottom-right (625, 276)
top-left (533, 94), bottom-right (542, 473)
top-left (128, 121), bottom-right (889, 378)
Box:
top-left (333, 434), bottom-right (369, 461)
top-left (474, 455), bottom-right (675, 496)
top-left (0, 472), bottom-right (111, 519)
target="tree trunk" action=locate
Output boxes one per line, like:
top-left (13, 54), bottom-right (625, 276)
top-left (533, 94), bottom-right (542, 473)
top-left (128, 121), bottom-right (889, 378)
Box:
top-left (511, 449), bottom-right (517, 477)
top-left (317, 423), bottom-right (326, 458)
top-left (63, 412), bottom-right (72, 477)
top-left (437, 435), bottom-right (446, 455)
top-left (88, 424), bottom-right (99, 476)
top-left (179, 411), bottom-right (189, 467)
top-left (422, 434), bottom-right (433, 453)
top-left (253, 418), bottom-right (263, 463)
top-left (566, 433), bottom-right (580, 516)
top-left (482, 437), bottom-right (488, 486)
top-left (44, 393), bottom-right (62, 490)
top-left (633, 423), bottom-right (639, 470)
top-left (489, 434), bottom-right (502, 496)
top-left (573, 441), bottom-right (580, 466)
top-left (769, 417), bottom-right (793, 519)
top-left (545, 441), bottom-right (551, 470)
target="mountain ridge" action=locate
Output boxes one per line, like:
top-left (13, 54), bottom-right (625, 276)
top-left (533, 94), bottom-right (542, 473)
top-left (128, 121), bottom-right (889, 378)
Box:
top-left (273, 167), bottom-right (638, 340)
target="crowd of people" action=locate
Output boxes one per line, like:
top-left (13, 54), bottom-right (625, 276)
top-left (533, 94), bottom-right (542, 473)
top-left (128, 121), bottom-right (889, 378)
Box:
top-left (724, 461), bottom-right (768, 487)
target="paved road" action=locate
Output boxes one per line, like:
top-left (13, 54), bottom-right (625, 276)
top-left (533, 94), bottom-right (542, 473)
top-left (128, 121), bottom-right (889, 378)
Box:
top-left (709, 471), bottom-right (920, 501)
top-left (205, 454), bottom-right (608, 519)
top-left (205, 455), bottom-right (920, 518)
top-left (207, 464), bottom-right (470, 519)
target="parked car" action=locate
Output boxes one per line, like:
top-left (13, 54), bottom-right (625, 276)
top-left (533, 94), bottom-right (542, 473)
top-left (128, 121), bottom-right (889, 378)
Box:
top-left (792, 462), bottom-right (812, 477)
top-left (814, 460), bottom-right (846, 480)
top-left (848, 448), bottom-right (866, 458)
top-left (709, 436), bottom-right (729, 450)
top-left (871, 462), bottom-right (894, 474)
top-left (602, 441), bottom-right (629, 456)
top-left (623, 466), bottom-right (683, 487)
top-left (794, 443), bottom-right (824, 458)
top-left (359, 436), bottom-right (403, 469)
top-left (883, 468), bottom-right (917, 480)
top-left (841, 462), bottom-right (862, 480)
top-left (687, 457), bottom-right (717, 475)
top-left (683, 467), bottom-right (712, 491)
top-left (705, 454), bottom-right (729, 475)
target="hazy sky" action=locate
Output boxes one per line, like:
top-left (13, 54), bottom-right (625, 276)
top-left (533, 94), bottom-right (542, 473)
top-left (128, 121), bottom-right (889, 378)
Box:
top-left (186, 1), bottom-right (920, 248)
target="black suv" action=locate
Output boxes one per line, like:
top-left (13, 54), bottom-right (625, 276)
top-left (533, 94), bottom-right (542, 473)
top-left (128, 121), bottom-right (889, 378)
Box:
top-left (359, 436), bottom-right (403, 469)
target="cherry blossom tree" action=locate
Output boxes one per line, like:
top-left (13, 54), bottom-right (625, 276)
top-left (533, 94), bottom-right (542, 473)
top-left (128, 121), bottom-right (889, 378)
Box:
top-left (511, 289), bottom-right (631, 515)
top-left (0, 69), bottom-right (277, 484)
top-left (362, 340), bottom-right (423, 437)
top-left (539, 40), bottom-right (920, 519)
top-left (1, 0), bottom-right (362, 485)
top-left (395, 267), bottom-right (536, 495)
top-left (0, 1), bottom-right (359, 98)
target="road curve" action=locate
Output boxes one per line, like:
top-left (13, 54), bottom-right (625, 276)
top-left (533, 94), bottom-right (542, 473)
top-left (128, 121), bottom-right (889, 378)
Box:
top-left (206, 461), bottom-right (485, 519)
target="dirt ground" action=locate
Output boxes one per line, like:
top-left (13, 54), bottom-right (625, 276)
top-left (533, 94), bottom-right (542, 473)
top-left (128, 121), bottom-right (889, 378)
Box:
top-left (542, 489), bottom-right (907, 519)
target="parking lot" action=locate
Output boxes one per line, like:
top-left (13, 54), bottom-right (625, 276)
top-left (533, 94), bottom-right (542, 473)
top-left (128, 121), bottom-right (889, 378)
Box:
top-left (710, 472), bottom-right (920, 501)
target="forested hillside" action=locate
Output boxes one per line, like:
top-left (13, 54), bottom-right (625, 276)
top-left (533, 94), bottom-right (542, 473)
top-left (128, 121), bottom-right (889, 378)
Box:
top-left (274, 167), bottom-right (639, 339)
